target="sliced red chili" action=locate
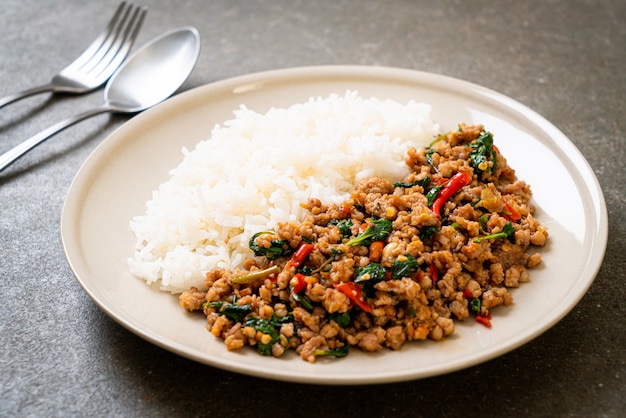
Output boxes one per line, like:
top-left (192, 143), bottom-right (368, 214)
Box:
top-left (335, 282), bottom-right (373, 314)
top-left (431, 171), bottom-right (471, 218)
top-left (476, 312), bottom-right (492, 328)
top-left (501, 198), bottom-right (521, 221)
top-left (287, 242), bottom-right (315, 269)
top-left (429, 263), bottom-right (439, 283)
top-left (291, 273), bottom-right (307, 294)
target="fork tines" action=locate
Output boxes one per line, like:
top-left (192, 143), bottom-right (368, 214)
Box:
top-left (69, 2), bottom-right (148, 79)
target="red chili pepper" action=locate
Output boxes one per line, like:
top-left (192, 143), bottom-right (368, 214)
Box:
top-left (335, 282), bottom-right (373, 313)
top-left (291, 273), bottom-right (307, 294)
top-left (341, 204), bottom-right (351, 217)
top-left (476, 312), bottom-right (492, 328)
top-left (287, 242), bottom-right (314, 269)
top-left (462, 288), bottom-right (473, 298)
top-left (429, 264), bottom-right (439, 283)
top-left (501, 199), bottom-right (521, 222)
top-left (431, 171), bottom-right (471, 218)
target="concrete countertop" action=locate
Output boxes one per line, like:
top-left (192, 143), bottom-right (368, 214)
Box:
top-left (1, 0), bottom-right (624, 416)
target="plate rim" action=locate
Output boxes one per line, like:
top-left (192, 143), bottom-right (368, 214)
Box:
top-left (61, 64), bottom-right (608, 385)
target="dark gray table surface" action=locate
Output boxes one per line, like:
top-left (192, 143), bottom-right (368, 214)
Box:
top-left (1, 1), bottom-right (624, 417)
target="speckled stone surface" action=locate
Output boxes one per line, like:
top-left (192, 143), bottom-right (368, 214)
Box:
top-left (1, 1), bottom-right (624, 416)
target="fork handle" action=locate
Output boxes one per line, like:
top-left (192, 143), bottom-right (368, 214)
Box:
top-left (0, 84), bottom-right (56, 109)
top-left (0, 106), bottom-right (112, 172)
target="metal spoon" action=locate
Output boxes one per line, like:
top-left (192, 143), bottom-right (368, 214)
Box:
top-left (0, 26), bottom-right (200, 172)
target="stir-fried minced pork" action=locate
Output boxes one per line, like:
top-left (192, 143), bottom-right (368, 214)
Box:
top-left (179, 123), bottom-right (548, 363)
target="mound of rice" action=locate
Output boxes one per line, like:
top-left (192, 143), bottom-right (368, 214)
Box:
top-left (129, 91), bottom-right (439, 293)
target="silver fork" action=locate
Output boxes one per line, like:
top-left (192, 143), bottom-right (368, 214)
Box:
top-left (0, 2), bottom-right (147, 109)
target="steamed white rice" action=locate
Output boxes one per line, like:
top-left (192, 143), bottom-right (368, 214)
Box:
top-left (129, 91), bottom-right (439, 293)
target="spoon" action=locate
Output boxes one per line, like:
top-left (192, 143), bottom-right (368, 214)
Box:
top-left (0, 26), bottom-right (200, 172)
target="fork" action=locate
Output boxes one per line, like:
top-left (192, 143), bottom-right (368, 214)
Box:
top-left (0, 2), bottom-right (147, 109)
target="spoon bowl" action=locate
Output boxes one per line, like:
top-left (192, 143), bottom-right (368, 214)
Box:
top-left (0, 26), bottom-right (201, 172)
top-left (106, 27), bottom-right (201, 112)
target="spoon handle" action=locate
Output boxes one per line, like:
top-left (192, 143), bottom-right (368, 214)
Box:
top-left (0, 83), bottom-right (55, 109)
top-left (0, 106), bottom-right (111, 172)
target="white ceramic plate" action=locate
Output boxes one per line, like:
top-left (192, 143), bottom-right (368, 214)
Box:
top-left (61, 66), bottom-right (607, 385)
